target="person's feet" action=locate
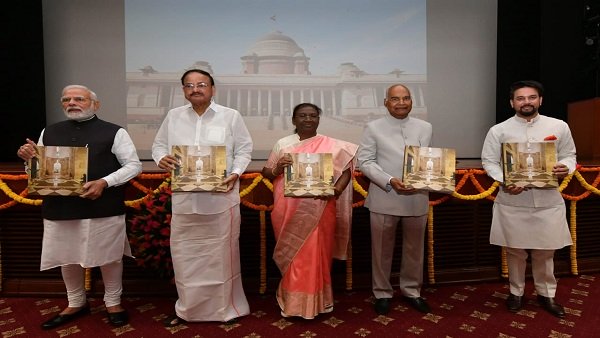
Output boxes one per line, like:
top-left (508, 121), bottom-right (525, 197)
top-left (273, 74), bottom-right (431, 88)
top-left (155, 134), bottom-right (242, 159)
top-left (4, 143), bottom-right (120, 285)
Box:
top-left (403, 296), bottom-right (431, 313)
top-left (41, 304), bottom-right (90, 330)
top-left (373, 298), bottom-right (392, 315)
top-left (223, 318), bottom-right (238, 325)
top-left (537, 295), bottom-right (565, 318)
top-left (163, 314), bottom-right (187, 327)
top-left (106, 304), bottom-right (129, 327)
top-left (506, 293), bottom-right (523, 312)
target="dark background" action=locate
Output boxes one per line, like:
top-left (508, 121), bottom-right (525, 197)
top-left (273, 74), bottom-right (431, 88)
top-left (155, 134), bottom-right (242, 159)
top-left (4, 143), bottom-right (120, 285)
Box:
top-left (3, 0), bottom-right (600, 162)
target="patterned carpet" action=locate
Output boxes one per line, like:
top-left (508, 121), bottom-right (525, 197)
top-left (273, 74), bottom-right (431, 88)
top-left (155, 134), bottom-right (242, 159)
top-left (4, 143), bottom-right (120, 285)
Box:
top-left (1, 274), bottom-right (599, 338)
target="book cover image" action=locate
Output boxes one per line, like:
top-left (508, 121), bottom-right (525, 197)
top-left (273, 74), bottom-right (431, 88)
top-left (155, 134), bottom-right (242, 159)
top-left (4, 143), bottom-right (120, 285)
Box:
top-left (171, 145), bottom-right (227, 192)
top-left (402, 146), bottom-right (456, 194)
top-left (502, 141), bottom-right (558, 188)
top-left (27, 146), bottom-right (88, 196)
top-left (284, 153), bottom-right (334, 197)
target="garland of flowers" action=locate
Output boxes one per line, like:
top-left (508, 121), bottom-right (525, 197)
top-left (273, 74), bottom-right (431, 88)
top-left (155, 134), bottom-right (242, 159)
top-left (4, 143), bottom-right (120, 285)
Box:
top-left (346, 241), bottom-right (353, 291)
top-left (259, 210), bottom-right (267, 294)
top-left (427, 205), bottom-right (435, 284)
top-left (451, 181), bottom-right (500, 201)
top-left (351, 178), bottom-right (367, 208)
top-left (0, 187), bottom-right (29, 210)
top-left (0, 178), bottom-right (42, 207)
top-left (569, 200), bottom-right (578, 275)
top-left (567, 171), bottom-right (600, 198)
top-left (501, 247), bottom-right (508, 279)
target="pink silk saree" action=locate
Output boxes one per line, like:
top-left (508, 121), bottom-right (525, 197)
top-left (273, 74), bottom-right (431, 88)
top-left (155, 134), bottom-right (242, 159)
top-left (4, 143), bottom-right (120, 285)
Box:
top-left (267, 135), bottom-right (357, 318)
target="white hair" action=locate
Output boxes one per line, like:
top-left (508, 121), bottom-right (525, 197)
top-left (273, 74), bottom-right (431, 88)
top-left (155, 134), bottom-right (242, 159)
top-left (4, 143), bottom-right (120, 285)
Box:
top-left (62, 84), bottom-right (98, 101)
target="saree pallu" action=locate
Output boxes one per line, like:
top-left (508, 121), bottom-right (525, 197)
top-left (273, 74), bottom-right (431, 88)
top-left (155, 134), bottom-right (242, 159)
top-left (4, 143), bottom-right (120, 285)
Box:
top-left (268, 135), bottom-right (357, 318)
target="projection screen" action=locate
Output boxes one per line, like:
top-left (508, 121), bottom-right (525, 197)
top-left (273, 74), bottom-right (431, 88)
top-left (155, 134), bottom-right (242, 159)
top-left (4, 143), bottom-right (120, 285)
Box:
top-left (42, 0), bottom-right (497, 160)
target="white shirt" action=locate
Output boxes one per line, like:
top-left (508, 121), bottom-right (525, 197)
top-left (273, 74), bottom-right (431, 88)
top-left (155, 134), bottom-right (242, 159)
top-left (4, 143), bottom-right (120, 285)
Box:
top-left (481, 114), bottom-right (576, 208)
top-left (152, 102), bottom-right (253, 214)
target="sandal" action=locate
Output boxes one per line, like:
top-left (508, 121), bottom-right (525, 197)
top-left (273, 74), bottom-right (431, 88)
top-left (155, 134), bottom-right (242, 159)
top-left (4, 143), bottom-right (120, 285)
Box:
top-left (163, 314), bottom-right (186, 327)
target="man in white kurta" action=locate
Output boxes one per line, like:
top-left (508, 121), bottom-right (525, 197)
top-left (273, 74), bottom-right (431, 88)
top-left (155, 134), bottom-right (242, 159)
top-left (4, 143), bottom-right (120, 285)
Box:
top-left (358, 84), bottom-right (433, 315)
top-left (17, 85), bottom-right (142, 329)
top-left (481, 80), bottom-right (576, 318)
top-left (152, 69), bottom-right (252, 324)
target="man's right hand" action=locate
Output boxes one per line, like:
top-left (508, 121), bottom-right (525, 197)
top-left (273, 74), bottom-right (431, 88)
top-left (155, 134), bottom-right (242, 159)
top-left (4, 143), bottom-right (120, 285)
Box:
top-left (158, 154), bottom-right (179, 170)
top-left (17, 138), bottom-right (38, 161)
top-left (390, 177), bottom-right (416, 194)
top-left (502, 184), bottom-right (526, 195)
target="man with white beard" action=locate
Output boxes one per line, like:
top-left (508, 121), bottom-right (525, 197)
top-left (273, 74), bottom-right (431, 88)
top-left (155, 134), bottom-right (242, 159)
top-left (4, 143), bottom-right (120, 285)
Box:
top-left (17, 84), bottom-right (142, 329)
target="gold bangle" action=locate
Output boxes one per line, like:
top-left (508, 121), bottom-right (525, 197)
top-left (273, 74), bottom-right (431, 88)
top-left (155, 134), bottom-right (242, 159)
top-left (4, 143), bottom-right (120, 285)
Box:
top-left (272, 167), bottom-right (279, 176)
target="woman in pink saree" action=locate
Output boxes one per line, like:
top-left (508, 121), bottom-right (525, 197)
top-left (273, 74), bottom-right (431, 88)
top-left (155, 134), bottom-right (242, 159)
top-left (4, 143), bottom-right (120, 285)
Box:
top-left (262, 103), bottom-right (358, 319)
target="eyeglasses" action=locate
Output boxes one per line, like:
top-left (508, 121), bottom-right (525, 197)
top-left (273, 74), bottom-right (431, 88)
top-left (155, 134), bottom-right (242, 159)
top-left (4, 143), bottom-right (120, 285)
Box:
top-left (183, 82), bottom-right (210, 90)
top-left (387, 96), bottom-right (412, 103)
top-left (60, 96), bottom-right (92, 104)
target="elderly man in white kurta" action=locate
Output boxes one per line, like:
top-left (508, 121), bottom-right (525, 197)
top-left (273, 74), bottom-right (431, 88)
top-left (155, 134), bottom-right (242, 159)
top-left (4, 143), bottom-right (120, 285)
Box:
top-left (358, 84), bottom-right (433, 316)
top-left (482, 80), bottom-right (576, 318)
top-left (17, 85), bottom-right (142, 330)
top-left (152, 69), bottom-right (252, 326)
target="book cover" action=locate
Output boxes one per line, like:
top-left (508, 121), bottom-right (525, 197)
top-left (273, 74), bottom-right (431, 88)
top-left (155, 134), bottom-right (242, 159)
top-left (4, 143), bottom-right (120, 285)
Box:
top-left (402, 146), bottom-right (456, 194)
top-left (501, 141), bottom-right (558, 188)
top-left (284, 152), bottom-right (335, 197)
top-left (170, 145), bottom-right (228, 192)
top-left (27, 146), bottom-right (88, 196)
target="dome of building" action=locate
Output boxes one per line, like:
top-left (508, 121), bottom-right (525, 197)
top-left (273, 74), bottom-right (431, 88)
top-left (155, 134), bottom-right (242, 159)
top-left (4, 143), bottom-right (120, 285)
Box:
top-left (245, 31), bottom-right (306, 58)
top-left (241, 31), bottom-right (310, 75)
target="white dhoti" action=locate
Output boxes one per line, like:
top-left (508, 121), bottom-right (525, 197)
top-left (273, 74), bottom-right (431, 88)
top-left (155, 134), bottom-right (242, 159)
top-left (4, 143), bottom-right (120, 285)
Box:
top-left (171, 209), bottom-right (249, 322)
top-left (40, 215), bottom-right (132, 308)
top-left (40, 215), bottom-right (132, 270)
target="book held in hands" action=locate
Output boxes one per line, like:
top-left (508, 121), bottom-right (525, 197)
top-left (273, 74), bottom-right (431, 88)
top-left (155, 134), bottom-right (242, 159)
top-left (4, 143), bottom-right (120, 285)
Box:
top-left (402, 146), bottom-right (456, 194)
top-left (27, 146), bottom-right (88, 196)
top-left (284, 152), bottom-right (335, 197)
top-left (170, 145), bottom-right (228, 192)
top-left (501, 141), bottom-right (558, 188)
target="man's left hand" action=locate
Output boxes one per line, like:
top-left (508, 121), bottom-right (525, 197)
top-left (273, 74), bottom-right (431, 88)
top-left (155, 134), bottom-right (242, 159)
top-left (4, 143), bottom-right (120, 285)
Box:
top-left (552, 163), bottom-right (569, 179)
top-left (222, 173), bottom-right (239, 192)
top-left (80, 179), bottom-right (108, 200)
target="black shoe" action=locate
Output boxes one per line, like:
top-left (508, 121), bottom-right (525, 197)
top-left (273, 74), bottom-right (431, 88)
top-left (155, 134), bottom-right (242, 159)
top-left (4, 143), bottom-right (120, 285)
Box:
top-left (107, 310), bottom-right (129, 327)
top-left (506, 293), bottom-right (523, 312)
top-left (374, 298), bottom-right (392, 315)
top-left (537, 295), bottom-right (565, 318)
top-left (403, 296), bottom-right (431, 313)
top-left (41, 304), bottom-right (91, 330)
top-left (224, 318), bottom-right (238, 325)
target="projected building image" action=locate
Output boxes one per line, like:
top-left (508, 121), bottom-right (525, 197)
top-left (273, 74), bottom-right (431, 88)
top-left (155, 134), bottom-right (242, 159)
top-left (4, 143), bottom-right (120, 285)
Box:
top-left (126, 31), bottom-right (427, 158)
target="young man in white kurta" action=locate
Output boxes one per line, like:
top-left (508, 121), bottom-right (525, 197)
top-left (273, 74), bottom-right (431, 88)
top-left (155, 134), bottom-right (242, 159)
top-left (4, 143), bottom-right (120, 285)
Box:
top-left (481, 80), bottom-right (576, 317)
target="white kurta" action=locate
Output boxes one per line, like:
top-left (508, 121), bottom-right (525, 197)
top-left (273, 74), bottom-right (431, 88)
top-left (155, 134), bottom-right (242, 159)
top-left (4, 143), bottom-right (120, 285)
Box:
top-left (38, 127), bottom-right (142, 270)
top-left (481, 114), bottom-right (576, 249)
top-left (152, 101), bottom-right (252, 322)
top-left (152, 102), bottom-right (252, 215)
